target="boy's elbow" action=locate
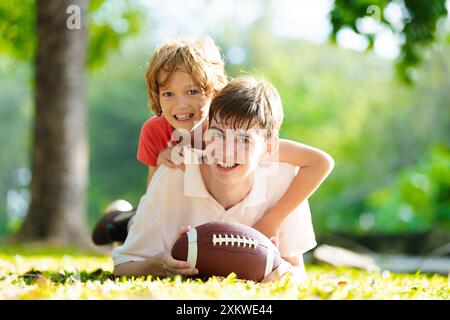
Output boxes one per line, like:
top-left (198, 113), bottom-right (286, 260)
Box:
top-left (319, 152), bottom-right (335, 175)
top-left (326, 154), bottom-right (335, 172)
top-left (113, 265), bottom-right (123, 277)
top-left (113, 263), bottom-right (131, 277)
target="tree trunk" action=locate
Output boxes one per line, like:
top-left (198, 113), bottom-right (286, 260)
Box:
top-left (17, 0), bottom-right (89, 245)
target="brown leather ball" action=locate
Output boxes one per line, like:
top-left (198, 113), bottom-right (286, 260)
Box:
top-left (171, 221), bottom-right (281, 282)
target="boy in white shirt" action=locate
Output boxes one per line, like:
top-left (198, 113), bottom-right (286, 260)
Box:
top-left (112, 76), bottom-right (333, 280)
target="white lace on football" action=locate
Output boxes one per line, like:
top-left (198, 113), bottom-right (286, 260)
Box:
top-left (212, 233), bottom-right (259, 249)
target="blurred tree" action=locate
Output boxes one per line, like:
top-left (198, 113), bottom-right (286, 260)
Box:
top-left (17, 0), bottom-right (90, 244)
top-left (0, 0), bottom-right (143, 244)
top-left (330, 0), bottom-right (448, 83)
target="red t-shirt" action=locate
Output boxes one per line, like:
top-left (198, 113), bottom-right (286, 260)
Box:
top-left (137, 116), bottom-right (174, 167)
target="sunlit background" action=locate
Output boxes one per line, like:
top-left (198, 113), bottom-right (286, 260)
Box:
top-left (0, 0), bottom-right (449, 260)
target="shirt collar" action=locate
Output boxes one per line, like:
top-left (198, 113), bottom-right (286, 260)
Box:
top-left (183, 147), bottom-right (267, 208)
top-left (242, 169), bottom-right (267, 207)
top-left (183, 148), bottom-right (211, 198)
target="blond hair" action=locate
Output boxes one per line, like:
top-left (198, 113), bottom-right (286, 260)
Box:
top-left (209, 76), bottom-right (284, 139)
top-left (145, 36), bottom-right (228, 115)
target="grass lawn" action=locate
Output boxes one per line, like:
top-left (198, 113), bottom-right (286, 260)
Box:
top-left (0, 245), bottom-right (448, 300)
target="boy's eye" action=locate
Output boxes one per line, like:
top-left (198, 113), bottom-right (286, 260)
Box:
top-left (161, 92), bottom-right (172, 97)
top-left (237, 137), bottom-right (250, 144)
top-left (187, 89), bottom-right (198, 95)
top-left (209, 131), bottom-right (225, 142)
top-left (213, 131), bottom-right (224, 138)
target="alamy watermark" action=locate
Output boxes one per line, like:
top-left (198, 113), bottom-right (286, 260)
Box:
top-left (168, 123), bottom-right (280, 174)
top-left (66, 5), bottom-right (81, 30)
top-left (367, 5), bottom-right (382, 23)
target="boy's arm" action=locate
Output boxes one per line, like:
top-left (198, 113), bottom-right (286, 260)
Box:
top-left (113, 226), bottom-right (198, 277)
top-left (146, 144), bottom-right (185, 188)
top-left (147, 140), bottom-right (189, 188)
top-left (114, 253), bottom-right (165, 277)
top-left (252, 139), bottom-right (334, 238)
top-left (113, 251), bottom-right (198, 277)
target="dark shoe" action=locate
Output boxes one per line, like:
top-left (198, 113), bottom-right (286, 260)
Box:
top-left (92, 200), bottom-right (136, 245)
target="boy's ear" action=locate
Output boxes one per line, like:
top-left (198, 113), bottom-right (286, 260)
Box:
top-left (261, 136), bottom-right (280, 162)
top-left (208, 89), bottom-right (217, 99)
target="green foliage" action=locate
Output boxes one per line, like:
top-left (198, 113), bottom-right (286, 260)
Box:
top-left (330, 0), bottom-right (448, 82)
top-left (0, 249), bottom-right (448, 299)
top-left (0, 0), bottom-right (36, 60)
top-left (87, 0), bottom-right (144, 68)
top-left (225, 29), bottom-right (450, 234)
top-left (367, 145), bottom-right (450, 233)
top-left (0, 62), bottom-right (32, 234)
top-left (19, 269), bottom-right (114, 285)
top-left (0, 0), bottom-right (144, 68)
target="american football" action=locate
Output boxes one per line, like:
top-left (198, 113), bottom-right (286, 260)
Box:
top-left (171, 221), bottom-right (281, 282)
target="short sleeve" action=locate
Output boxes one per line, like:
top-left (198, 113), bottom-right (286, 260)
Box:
top-left (277, 199), bottom-right (317, 257)
top-left (137, 116), bottom-right (173, 167)
top-left (262, 163), bottom-right (317, 258)
top-left (137, 123), bottom-right (159, 166)
top-left (111, 193), bottom-right (166, 266)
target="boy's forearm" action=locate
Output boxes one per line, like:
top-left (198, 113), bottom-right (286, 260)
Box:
top-left (266, 157), bottom-right (334, 222)
top-left (277, 139), bottom-right (333, 168)
top-left (266, 139), bottom-right (334, 222)
top-left (113, 253), bottom-right (165, 277)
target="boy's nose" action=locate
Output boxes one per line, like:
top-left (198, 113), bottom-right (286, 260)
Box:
top-left (175, 96), bottom-right (189, 109)
top-left (215, 138), bottom-right (241, 163)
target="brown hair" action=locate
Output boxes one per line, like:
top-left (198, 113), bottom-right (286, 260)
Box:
top-left (145, 36), bottom-right (228, 116)
top-left (209, 76), bottom-right (284, 139)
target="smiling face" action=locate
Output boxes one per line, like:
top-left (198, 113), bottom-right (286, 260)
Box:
top-left (201, 76), bottom-right (283, 186)
top-left (158, 68), bottom-right (212, 132)
top-left (203, 118), bottom-right (268, 185)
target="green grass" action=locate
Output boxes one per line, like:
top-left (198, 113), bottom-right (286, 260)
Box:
top-left (0, 245), bottom-right (448, 299)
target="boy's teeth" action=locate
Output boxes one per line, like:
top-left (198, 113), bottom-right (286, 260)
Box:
top-left (175, 113), bottom-right (193, 120)
top-left (218, 162), bottom-right (236, 168)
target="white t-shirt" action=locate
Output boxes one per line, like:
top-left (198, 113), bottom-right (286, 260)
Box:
top-left (112, 154), bottom-right (317, 266)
